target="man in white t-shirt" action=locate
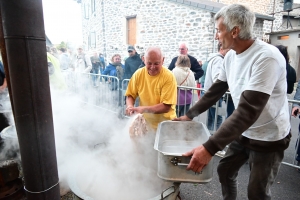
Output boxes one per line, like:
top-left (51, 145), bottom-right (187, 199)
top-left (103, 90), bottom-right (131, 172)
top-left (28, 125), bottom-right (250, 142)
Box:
top-left (174, 4), bottom-right (291, 200)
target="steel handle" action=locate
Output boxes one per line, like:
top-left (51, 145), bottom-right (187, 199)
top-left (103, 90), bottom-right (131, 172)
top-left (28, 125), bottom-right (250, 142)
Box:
top-left (177, 163), bottom-right (189, 166)
top-left (170, 157), bottom-right (189, 166)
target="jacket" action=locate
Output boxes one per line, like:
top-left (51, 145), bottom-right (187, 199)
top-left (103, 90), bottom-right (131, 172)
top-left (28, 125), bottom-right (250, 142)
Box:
top-left (124, 53), bottom-right (142, 79)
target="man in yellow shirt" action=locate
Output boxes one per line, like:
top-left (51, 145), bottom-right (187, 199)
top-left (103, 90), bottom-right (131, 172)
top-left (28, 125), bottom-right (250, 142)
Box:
top-left (125, 47), bottom-right (177, 129)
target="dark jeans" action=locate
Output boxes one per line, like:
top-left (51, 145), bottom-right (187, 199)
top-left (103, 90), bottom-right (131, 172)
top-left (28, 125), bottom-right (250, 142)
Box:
top-left (176, 104), bottom-right (190, 117)
top-left (217, 140), bottom-right (284, 200)
top-left (296, 123), bottom-right (300, 162)
top-left (91, 68), bottom-right (99, 86)
top-left (207, 99), bottom-right (223, 131)
top-left (226, 99), bottom-right (235, 118)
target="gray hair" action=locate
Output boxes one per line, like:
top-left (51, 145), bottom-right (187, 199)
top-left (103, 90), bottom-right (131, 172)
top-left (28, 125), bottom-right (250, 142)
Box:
top-left (175, 55), bottom-right (191, 68)
top-left (214, 4), bottom-right (256, 40)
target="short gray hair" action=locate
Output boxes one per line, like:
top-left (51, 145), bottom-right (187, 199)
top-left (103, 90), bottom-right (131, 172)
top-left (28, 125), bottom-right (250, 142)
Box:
top-left (214, 4), bottom-right (256, 40)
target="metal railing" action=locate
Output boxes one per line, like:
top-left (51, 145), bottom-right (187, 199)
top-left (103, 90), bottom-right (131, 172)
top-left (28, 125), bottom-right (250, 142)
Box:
top-left (60, 71), bottom-right (300, 170)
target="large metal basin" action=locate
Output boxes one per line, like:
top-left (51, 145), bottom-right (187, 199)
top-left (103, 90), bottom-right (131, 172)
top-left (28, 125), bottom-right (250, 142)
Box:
top-left (154, 121), bottom-right (213, 183)
top-left (67, 148), bottom-right (178, 200)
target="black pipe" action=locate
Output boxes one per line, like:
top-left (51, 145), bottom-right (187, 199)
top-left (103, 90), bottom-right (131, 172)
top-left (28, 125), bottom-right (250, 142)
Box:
top-left (0, 0), bottom-right (60, 199)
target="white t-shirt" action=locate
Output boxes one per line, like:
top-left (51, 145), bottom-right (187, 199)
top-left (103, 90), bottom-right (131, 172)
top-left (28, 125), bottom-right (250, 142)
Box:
top-left (218, 39), bottom-right (290, 141)
top-left (204, 53), bottom-right (224, 91)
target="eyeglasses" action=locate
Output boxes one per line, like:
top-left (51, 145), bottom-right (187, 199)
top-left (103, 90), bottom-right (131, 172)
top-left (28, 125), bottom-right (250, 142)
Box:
top-left (178, 48), bottom-right (186, 51)
top-left (128, 51), bottom-right (133, 53)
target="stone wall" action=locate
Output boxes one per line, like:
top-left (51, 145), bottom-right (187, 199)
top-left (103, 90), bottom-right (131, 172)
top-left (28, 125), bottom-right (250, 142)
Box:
top-left (80, 0), bottom-right (276, 65)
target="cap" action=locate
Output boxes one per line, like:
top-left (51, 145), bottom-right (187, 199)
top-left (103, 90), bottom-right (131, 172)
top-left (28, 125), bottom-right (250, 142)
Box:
top-left (127, 45), bottom-right (135, 52)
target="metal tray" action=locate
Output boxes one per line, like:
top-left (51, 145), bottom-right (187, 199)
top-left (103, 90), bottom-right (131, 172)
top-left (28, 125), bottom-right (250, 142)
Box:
top-left (154, 121), bottom-right (213, 183)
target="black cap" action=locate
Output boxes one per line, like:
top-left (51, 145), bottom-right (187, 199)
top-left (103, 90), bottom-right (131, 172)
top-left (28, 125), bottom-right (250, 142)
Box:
top-left (127, 45), bottom-right (135, 52)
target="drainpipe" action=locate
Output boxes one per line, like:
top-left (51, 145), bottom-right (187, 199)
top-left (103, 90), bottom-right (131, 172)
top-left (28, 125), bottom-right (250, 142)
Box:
top-left (101, 0), bottom-right (107, 59)
top-left (0, 1), bottom-right (60, 199)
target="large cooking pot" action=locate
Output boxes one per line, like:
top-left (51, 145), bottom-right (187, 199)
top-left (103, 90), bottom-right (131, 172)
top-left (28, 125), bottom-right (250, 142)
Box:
top-left (0, 125), bottom-right (19, 161)
top-left (67, 148), bottom-right (179, 200)
top-left (0, 90), bottom-right (12, 113)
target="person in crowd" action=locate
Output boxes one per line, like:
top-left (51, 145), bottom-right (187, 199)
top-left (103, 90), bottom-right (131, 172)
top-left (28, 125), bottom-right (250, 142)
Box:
top-left (123, 45), bottom-right (143, 105)
top-left (196, 60), bottom-right (203, 99)
top-left (67, 47), bottom-right (77, 70)
top-left (90, 52), bottom-right (101, 87)
top-left (99, 53), bottom-right (106, 74)
top-left (225, 89), bottom-right (235, 118)
top-left (124, 45), bottom-right (142, 81)
top-left (204, 43), bottom-right (229, 132)
top-left (0, 61), bottom-right (9, 132)
top-left (168, 42), bottom-right (204, 81)
top-left (291, 80), bottom-right (300, 172)
top-left (59, 47), bottom-right (70, 71)
top-left (138, 52), bottom-right (145, 68)
top-left (172, 55), bottom-right (195, 117)
top-left (125, 47), bottom-right (177, 130)
top-left (50, 47), bottom-right (59, 59)
top-left (174, 4), bottom-right (291, 199)
top-left (46, 46), bottom-right (67, 91)
top-left (275, 45), bottom-right (296, 94)
top-left (75, 45), bottom-right (92, 73)
top-left (102, 54), bottom-right (124, 91)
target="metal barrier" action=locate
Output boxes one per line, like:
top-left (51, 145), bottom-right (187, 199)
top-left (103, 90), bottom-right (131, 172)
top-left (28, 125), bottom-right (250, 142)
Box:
top-left (60, 71), bottom-right (300, 170)
top-left (61, 71), bottom-right (122, 115)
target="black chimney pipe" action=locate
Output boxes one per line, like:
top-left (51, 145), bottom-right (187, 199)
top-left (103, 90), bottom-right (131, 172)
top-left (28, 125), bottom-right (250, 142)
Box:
top-left (0, 0), bottom-right (60, 199)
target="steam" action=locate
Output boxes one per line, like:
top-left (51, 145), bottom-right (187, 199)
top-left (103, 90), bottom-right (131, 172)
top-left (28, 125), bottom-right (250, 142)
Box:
top-left (50, 88), bottom-right (169, 199)
top-left (0, 82), bottom-right (172, 199)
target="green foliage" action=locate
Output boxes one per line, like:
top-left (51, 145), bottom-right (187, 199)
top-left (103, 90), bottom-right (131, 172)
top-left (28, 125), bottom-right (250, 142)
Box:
top-left (56, 41), bottom-right (67, 50)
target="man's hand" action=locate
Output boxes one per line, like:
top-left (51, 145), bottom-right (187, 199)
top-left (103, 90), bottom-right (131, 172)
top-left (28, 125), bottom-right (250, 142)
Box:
top-left (292, 107), bottom-right (300, 117)
top-left (183, 145), bottom-right (212, 173)
top-left (125, 105), bottom-right (134, 116)
top-left (173, 115), bottom-right (192, 121)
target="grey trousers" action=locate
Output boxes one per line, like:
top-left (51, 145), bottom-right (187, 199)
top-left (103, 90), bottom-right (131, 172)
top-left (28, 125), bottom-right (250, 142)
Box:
top-left (217, 140), bottom-right (284, 200)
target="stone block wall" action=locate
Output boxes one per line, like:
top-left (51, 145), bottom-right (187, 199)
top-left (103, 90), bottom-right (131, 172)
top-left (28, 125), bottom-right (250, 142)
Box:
top-left (80, 0), bottom-right (273, 65)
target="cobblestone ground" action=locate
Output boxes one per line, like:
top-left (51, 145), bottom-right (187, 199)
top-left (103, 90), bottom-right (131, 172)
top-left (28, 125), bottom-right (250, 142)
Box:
top-left (61, 191), bottom-right (76, 200)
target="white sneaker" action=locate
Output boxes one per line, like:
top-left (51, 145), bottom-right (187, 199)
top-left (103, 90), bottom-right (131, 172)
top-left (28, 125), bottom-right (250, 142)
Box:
top-left (215, 150), bottom-right (226, 158)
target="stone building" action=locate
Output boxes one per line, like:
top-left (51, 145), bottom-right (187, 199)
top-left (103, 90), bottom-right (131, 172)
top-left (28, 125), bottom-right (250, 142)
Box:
top-left (76, 0), bottom-right (297, 68)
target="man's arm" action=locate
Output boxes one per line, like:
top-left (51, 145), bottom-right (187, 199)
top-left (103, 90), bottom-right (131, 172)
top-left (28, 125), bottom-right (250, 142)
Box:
top-left (186, 80), bottom-right (228, 119)
top-left (136, 103), bottom-right (171, 114)
top-left (168, 57), bottom-right (177, 71)
top-left (203, 90), bottom-right (270, 155)
top-left (189, 56), bottom-right (204, 80)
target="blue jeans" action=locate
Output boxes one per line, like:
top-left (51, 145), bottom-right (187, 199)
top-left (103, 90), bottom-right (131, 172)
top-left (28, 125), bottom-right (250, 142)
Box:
top-left (296, 123), bottom-right (300, 162)
top-left (176, 104), bottom-right (191, 117)
top-left (207, 99), bottom-right (223, 131)
top-left (91, 68), bottom-right (99, 86)
top-left (226, 99), bottom-right (235, 118)
top-left (218, 140), bottom-right (284, 200)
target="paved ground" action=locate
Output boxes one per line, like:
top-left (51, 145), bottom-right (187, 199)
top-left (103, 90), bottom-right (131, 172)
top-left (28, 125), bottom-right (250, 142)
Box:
top-left (179, 107), bottom-right (300, 200)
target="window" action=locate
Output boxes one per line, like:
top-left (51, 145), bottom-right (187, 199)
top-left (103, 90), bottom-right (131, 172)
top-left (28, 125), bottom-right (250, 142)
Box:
top-left (91, 0), bottom-right (95, 13)
top-left (84, 3), bottom-right (90, 19)
top-left (278, 35), bottom-right (290, 40)
top-left (127, 17), bottom-right (136, 45)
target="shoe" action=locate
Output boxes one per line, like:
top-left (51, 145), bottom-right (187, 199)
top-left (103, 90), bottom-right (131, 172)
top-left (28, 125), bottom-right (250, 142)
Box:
top-left (215, 150), bottom-right (226, 157)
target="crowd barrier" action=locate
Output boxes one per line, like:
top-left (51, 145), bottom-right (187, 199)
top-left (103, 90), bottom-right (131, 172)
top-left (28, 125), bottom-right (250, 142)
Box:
top-left (61, 71), bottom-right (300, 170)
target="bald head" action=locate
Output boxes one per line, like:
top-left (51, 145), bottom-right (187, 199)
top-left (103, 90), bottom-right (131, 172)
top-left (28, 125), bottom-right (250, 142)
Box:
top-left (143, 47), bottom-right (164, 76)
